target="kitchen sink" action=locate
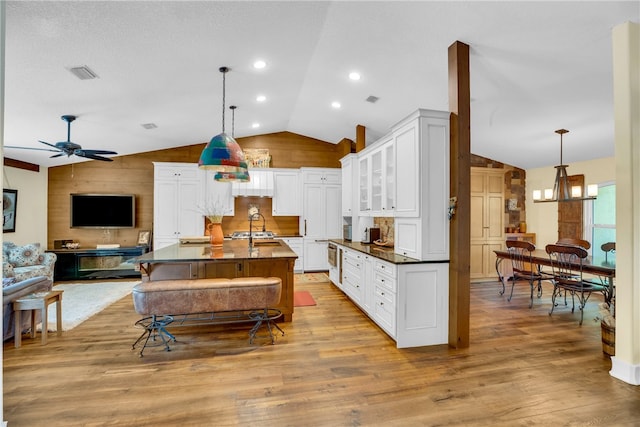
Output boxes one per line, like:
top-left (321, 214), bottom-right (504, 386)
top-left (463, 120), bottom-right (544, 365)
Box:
top-left (252, 241), bottom-right (281, 246)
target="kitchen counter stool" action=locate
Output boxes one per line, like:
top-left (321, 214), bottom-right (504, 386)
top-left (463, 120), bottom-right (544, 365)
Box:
top-left (13, 290), bottom-right (63, 348)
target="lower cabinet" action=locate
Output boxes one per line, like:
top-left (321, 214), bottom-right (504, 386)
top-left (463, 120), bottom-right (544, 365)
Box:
top-left (330, 243), bottom-right (449, 348)
top-left (281, 237), bottom-right (303, 273)
top-left (303, 239), bottom-right (329, 271)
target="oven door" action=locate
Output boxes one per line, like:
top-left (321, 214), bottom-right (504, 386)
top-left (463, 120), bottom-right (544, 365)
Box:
top-left (327, 243), bottom-right (337, 267)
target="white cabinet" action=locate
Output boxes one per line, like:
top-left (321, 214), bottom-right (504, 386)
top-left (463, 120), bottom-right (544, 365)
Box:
top-left (272, 169), bottom-right (301, 216)
top-left (302, 168), bottom-right (341, 271)
top-left (153, 162), bottom-right (205, 250)
top-left (281, 237), bottom-right (303, 273)
top-left (340, 155), bottom-right (355, 216)
top-left (303, 168), bottom-right (341, 185)
top-left (331, 242), bottom-right (449, 348)
top-left (396, 262), bottom-right (449, 348)
top-left (394, 218), bottom-right (421, 259)
top-left (358, 155), bottom-right (371, 214)
top-left (342, 248), bottom-right (364, 305)
top-left (393, 109), bottom-right (450, 261)
top-left (203, 171), bottom-right (234, 216)
top-left (370, 139), bottom-right (395, 216)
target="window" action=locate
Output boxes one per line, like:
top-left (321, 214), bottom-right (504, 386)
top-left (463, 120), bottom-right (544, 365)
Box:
top-left (585, 182), bottom-right (615, 261)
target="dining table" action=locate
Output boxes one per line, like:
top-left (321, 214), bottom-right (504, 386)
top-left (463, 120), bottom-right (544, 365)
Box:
top-left (494, 248), bottom-right (616, 304)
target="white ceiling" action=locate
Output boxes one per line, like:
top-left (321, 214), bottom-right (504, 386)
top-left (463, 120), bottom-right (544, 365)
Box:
top-left (2, 1), bottom-right (638, 169)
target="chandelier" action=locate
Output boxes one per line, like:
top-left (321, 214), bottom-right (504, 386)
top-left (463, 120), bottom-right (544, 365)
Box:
top-left (532, 129), bottom-right (598, 203)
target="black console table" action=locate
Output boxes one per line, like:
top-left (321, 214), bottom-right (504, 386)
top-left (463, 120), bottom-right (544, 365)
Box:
top-left (48, 246), bottom-right (148, 281)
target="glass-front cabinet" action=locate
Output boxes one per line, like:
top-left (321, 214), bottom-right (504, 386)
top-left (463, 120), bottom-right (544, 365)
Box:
top-left (359, 155), bottom-right (370, 213)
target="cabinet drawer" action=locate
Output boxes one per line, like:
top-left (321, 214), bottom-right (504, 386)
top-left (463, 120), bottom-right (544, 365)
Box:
top-left (375, 284), bottom-right (395, 306)
top-left (374, 271), bottom-right (397, 293)
top-left (374, 286), bottom-right (396, 335)
top-left (374, 259), bottom-right (396, 278)
top-left (343, 250), bottom-right (362, 270)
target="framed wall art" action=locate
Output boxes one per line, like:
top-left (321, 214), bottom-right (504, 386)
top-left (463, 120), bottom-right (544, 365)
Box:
top-left (3, 189), bottom-right (18, 233)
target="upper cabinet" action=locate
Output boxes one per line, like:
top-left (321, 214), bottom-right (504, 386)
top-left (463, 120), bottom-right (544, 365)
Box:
top-left (272, 169), bottom-right (301, 216)
top-left (340, 155), bottom-right (355, 216)
top-left (370, 138), bottom-right (395, 216)
top-left (153, 162), bottom-right (205, 250)
top-left (303, 168), bottom-right (341, 185)
top-left (232, 169), bottom-right (274, 197)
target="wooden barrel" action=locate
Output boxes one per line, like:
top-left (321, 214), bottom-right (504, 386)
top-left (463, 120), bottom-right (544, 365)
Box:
top-left (601, 321), bottom-right (615, 356)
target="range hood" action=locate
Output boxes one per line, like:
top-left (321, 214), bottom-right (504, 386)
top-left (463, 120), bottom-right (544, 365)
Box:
top-left (232, 169), bottom-right (274, 197)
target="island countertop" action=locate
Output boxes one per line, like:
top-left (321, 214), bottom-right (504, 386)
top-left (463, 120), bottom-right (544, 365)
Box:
top-left (136, 239), bottom-right (298, 263)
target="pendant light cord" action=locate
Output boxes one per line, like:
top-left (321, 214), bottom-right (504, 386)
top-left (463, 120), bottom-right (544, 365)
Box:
top-left (220, 66), bottom-right (229, 133)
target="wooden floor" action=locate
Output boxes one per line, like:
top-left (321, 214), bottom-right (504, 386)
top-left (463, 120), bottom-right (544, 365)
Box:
top-left (4, 277), bottom-right (639, 426)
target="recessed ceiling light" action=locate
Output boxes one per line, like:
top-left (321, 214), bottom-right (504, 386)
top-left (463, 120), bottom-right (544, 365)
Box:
top-left (331, 101), bottom-right (341, 109)
top-left (252, 123), bottom-right (260, 128)
top-left (254, 60), bottom-right (266, 69)
top-left (349, 72), bottom-right (361, 81)
top-left (256, 95), bottom-right (267, 102)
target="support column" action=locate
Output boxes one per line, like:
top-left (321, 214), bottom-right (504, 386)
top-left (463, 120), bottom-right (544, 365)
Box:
top-left (610, 21), bottom-right (640, 385)
top-left (448, 41), bottom-right (471, 348)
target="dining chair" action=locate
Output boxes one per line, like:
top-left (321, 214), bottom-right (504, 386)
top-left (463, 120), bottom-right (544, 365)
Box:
top-left (601, 242), bottom-right (616, 263)
top-left (545, 244), bottom-right (607, 325)
top-left (504, 240), bottom-right (545, 308)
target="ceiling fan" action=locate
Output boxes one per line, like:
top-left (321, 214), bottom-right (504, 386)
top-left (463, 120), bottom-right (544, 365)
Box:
top-left (6, 115), bottom-right (118, 162)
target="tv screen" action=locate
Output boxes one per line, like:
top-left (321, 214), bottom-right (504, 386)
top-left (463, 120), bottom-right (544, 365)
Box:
top-left (70, 194), bottom-right (136, 228)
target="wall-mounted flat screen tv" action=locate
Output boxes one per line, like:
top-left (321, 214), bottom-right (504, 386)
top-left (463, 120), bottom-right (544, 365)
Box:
top-left (70, 194), bottom-right (136, 228)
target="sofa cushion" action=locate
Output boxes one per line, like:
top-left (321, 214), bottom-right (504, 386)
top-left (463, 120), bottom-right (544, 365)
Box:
top-left (8, 243), bottom-right (42, 267)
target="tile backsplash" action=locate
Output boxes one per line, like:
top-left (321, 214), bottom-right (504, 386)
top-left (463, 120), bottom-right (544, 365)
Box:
top-left (373, 217), bottom-right (394, 242)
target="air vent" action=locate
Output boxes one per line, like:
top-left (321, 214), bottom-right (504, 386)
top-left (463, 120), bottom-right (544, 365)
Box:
top-left (141, 123), bottom-right (158, 130)
top-left (68, 65), bottom-right (99, 80)
top-left (366, 95), bottom-right (379, 103)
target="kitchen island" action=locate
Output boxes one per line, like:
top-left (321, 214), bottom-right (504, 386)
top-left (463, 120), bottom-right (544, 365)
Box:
top-left (136, 240), bottom-right (297, 321)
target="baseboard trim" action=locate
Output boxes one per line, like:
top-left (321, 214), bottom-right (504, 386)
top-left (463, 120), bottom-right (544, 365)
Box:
top-left (610, 356), bottom-right (640, 385)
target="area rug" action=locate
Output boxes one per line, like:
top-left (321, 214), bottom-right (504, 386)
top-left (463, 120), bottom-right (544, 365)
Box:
top-left (294, 272), bottom-right (329, 284)
top-left (37, 281), bottom-right (140, 332)
top-left (294, 290), bottom-right (317, 307)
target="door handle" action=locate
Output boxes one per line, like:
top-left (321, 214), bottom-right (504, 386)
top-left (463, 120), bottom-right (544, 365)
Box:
top-left (304, 219), bottom-right (307, 236)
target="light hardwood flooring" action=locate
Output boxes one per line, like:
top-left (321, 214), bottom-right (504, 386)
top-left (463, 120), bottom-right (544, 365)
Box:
top-left (4, 278), bottom-right (639, 426)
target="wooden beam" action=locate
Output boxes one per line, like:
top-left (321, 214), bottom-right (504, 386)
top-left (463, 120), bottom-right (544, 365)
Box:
top-left (448, 40), bottom-right (471, 349)
top-left (355, 125), bottom-right (366, 153)
top-left (4, 157), bottom-right (40, 172)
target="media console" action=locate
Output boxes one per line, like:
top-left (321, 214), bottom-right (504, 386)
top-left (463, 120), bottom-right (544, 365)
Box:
top-left (48, 246), bottom-right (148, 281)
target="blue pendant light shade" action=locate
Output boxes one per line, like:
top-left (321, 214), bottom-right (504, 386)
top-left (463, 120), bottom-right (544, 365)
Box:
top-left (198, 67), bottom-right (250, 178)
top-left (214, 170), bottom-right (251, 182)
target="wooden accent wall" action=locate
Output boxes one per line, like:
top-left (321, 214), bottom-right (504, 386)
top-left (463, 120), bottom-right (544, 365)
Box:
top-left (47, 132), bottom-right (343, 249)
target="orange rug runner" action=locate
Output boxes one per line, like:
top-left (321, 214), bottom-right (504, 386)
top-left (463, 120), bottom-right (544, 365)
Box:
top-left (293, 290), bottom-right (317, 307)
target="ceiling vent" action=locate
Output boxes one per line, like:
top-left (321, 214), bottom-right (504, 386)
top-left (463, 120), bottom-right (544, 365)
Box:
top-left (68, 65), bottom-right (99, 80)
top-left (141, 123), bottom-right (158, 130)
top-left (366, 95), bottom-right (379, 103)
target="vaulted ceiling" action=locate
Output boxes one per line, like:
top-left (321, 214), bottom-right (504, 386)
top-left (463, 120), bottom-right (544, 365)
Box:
top-left (3, 1), bottom-right (638, 169)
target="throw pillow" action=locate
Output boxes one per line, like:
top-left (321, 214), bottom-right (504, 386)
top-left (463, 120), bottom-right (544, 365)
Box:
top-left (3, 277), bottom-right (16, 288)
top-left (3, 262), bottom-right (15, 278)
top-left (8, 243), bottom-right (42, 267)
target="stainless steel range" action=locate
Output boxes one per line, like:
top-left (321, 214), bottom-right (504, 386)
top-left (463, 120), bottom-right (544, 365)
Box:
top-left (231, 231), bottom-right (275, 240)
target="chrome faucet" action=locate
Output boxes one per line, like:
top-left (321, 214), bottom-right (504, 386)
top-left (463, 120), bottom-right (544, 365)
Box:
top-left (248, 213), bottom-right (266, 247)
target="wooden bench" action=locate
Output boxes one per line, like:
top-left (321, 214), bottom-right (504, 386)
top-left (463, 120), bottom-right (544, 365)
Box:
top-left (131, 277), bottom-right (283, 356)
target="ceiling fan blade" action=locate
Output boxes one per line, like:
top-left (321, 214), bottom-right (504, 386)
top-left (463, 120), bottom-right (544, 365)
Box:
top-left (39, 140), bottom-right (63, 150)
top-left (74, 151), bottom-right (114, 162)
top-left (4, 144), bottom-right (60, 153)
top-left (79, 149), bottom-right (118, 155)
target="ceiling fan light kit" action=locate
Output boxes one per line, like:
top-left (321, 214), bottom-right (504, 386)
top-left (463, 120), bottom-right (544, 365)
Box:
top-left (198, 66), bottom-right (250, 182)
top-left (532, 129), bottom-right (598, 203)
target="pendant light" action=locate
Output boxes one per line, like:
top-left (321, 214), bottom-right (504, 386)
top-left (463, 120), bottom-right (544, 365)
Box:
top-left (198, 67), bottom-right (249, 181)
top-left (214, 104), bottom-right (250, 182)
top-left (532, 129), bottom-right (598, 203)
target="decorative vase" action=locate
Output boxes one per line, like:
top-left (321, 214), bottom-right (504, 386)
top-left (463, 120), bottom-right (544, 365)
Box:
top-left (208, 222), bottom-right (224, 247)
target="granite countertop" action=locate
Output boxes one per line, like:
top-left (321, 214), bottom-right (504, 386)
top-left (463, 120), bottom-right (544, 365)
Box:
top-left (330, 239), bottom-right (448, 265)
top-left (136, 239), bottom-right (298, 263)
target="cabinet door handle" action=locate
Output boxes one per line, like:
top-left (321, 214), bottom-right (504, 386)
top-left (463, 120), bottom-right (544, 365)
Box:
top-left (304, 220), bottom-right (307, 236)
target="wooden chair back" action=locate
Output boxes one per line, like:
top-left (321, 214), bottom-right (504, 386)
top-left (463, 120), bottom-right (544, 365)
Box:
top-left (601, 242), bottom-right (615, 262)
top-left (556, 238), bottom-right (591, 250)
